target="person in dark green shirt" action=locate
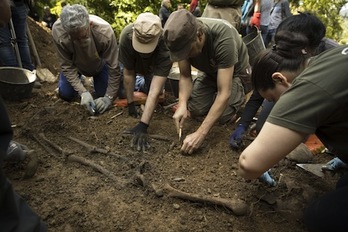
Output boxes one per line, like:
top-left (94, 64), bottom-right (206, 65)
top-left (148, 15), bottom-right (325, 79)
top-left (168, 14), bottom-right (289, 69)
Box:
top-left (163, 9), bottom-right (251, 155)
top-left (239, 29), bottom-right (348, 230)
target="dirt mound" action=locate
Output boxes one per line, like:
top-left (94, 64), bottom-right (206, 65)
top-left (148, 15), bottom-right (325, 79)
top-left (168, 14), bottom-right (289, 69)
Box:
top-left (2, 17), bottom-right (340, 232)
top-left (27, 17), bottom-right (60, 76)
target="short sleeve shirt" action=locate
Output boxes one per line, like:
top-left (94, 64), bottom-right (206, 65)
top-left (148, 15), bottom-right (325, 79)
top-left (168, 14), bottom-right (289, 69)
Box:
top-left (119, 24), bottom-right (172, 77)
top-left (189, 17), bottom-right (249, 79)
top-left (268, 46), bottom-right (348, 159)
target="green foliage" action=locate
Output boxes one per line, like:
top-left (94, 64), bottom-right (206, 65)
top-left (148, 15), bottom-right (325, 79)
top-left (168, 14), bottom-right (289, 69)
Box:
top-left (290, 0), bottom-right (346, 43)
top-left (52, 0), bottom-right (206, 38)
top-left (42, 0), bottom-right (345, 43)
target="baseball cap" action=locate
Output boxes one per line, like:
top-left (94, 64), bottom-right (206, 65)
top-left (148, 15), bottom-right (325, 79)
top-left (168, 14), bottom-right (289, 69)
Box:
top-left (163, 9), bottom-right (198, 61)
top-left (132, 12), bottom-right (162, 53)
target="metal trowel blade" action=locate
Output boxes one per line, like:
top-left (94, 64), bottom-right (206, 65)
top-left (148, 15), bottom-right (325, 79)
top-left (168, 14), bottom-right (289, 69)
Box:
top-left (296, 163), bottom-right (325, 178)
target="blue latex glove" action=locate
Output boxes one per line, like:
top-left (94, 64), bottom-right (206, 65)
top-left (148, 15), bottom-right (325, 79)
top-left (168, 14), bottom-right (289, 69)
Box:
top-left (81, 92), bottom-right (96, 115)
top-left (322, 157), bottom-right (348, 171)
top-left (95, 96), bottom-right (112, 114)
top-left (258, 170), bottom-right (277, 187)
top-left (229, 124), bottom-right (246, 149)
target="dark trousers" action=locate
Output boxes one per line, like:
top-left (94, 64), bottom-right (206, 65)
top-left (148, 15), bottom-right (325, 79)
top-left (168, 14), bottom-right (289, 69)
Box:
top-left (0, 97), bottom-right (47, 232)
top-left (304, 173), bottom-right (348, 231)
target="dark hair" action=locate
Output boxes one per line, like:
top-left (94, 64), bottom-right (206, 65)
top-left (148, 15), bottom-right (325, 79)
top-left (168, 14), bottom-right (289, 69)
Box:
top-left (252, 31), bottom-right (309, 91)
top-left (276, 12), bottom-right (326, 55)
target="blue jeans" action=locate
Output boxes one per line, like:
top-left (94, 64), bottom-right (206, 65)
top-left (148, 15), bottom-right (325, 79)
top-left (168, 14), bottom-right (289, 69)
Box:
top-left (0, 2), bottom-right (34, 71)
top-left (58, 65), bottom-right (109, 101)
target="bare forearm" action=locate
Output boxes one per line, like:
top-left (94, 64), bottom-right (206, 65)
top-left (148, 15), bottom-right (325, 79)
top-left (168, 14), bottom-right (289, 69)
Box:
top-left (197, 92), bottom-right (229, 135)
top-left (178, 76), bottom-right (192, 107)
top-left (238, 122), bottom-right (306, 179)
top-left (253, 0), bottom-right (261, 12)
top-left (123, 69), bottom-right (135, 103)
top-left (140, 76), bottom-right (166, 125)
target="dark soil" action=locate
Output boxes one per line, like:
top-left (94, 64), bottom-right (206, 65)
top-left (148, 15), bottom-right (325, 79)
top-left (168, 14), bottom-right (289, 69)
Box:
top-left (2, 18), bottom-right (341, 232)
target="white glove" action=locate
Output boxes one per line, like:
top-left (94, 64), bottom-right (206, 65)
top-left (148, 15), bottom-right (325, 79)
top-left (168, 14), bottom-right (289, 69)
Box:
top-left (95, 96), bottom-right (112, 114)
top-left (80, 92), bottom-right (96, 115)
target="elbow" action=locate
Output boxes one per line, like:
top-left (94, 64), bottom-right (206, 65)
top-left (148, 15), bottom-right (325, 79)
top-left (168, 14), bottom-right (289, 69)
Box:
top-left (238, 152), bottom-right (262, 180)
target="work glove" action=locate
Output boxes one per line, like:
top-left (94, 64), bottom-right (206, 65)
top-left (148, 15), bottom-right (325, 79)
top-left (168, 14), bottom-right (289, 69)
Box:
top-left (95, 96), bottom-right (112, 114)
top-left (321, 157), bottom-right (348, 171)
top-left (229, 124), bottom-right (246, 150)
top-left (250, 12), bottom-right (261, 28)
top-left (81, 91), bottom-right (96, 115)
top-left (5, 141), bottom-right (28, 161)
top-left (128, 101), bottom-right (139, 118)
top-left (258, 170), bottom-right (277, 187)
top-left (129, 121), bottom-right (150, 152)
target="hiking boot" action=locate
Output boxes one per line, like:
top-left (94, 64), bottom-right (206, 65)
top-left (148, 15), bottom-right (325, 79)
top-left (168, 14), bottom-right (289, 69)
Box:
top-left (33, 80), bottom-right (42, 89)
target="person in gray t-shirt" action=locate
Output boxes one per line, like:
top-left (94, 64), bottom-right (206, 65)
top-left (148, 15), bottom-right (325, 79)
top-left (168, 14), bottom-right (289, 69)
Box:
top-left (264, 0), bottom-right (292, 47)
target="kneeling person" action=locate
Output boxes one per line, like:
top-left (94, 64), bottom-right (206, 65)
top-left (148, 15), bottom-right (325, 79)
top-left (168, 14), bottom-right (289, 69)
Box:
top-left (119, 12), bottom-right (172, 151)
top-left (163, 9), bottom-right (251, 155)
top-left (52, 4), bottom-right (121, 115)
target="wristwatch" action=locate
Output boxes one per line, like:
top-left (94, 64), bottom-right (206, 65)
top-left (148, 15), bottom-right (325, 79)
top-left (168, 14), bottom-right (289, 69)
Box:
top-left (105, 94), bottom-right (114, 101)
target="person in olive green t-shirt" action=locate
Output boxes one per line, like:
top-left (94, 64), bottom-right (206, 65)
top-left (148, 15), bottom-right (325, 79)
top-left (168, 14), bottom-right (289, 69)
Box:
top-left (119, 12), bottom-right (172, 151)
top-left (163, 9), bottom-right (250, 155)
top-left (239, 35), bottom-right (348, 230)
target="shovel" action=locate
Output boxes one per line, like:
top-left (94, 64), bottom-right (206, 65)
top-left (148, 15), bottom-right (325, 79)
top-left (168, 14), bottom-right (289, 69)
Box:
top-left (296, 163), bottom-right (326, 178)
top-left (26, 20), bottom-right (57, 83)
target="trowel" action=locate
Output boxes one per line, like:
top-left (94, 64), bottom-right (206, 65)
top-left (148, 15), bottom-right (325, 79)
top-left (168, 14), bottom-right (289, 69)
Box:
top-left (296, 163), bottom-right (326, 178)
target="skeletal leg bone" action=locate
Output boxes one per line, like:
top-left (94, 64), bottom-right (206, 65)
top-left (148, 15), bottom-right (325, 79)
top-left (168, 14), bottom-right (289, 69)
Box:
top-left (68, 155), bottom-right (128, 188)
top-left (38, 133), bottom-right (73, 157)
top-left (68, 136), bottom-right (127, 161)
top-left (163, 184), bottom-right (249, 216)
top-left (32, 134), bottom-right (61, 159)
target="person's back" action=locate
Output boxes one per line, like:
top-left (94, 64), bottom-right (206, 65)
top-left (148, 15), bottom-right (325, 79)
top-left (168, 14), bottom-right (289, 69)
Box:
top-left (202, 0), bottom-right (244, 30)
top-left (189, 17), bottom-right (249, 79)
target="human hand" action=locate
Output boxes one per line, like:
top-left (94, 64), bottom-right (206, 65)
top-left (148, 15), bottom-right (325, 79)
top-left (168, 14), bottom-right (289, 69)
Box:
top-left (322, 157), bottom-right (348, 171)
top-left (80, 92), bottom-right (96, 115)
top-left (250, 12), bottom-right (261, 28)
top-left (95, 96), bottom-right (112, 114)
top-left (128, 102), bottom-right (139, 118)
top-left (180, 131), bottom-right (205, 155)
top-left (128, 122), bottom-right (150, 152)
top-left (229, 124), bottom-right (246, 150)
top-left (172, 104), bottom-right (188, 134)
